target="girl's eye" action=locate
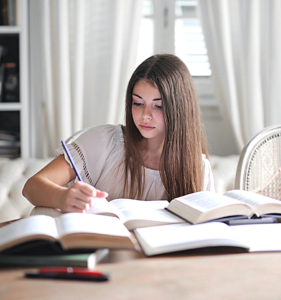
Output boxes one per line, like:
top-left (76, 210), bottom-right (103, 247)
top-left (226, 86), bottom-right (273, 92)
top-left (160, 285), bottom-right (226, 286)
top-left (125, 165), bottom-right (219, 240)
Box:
top-left (133, 102), bottom-right (142, 106)
top-left (154, 103), bottom-right (162, 109)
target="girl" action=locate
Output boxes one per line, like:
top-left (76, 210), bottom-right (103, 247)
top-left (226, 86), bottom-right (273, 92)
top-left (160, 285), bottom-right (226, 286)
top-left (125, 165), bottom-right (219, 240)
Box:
top-left (23, 54), bottom-right (215, 213)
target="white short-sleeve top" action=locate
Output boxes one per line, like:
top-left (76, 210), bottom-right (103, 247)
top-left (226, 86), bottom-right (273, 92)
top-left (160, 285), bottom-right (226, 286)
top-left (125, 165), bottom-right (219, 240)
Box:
top-left (56, 124), bottom-right (215, 201)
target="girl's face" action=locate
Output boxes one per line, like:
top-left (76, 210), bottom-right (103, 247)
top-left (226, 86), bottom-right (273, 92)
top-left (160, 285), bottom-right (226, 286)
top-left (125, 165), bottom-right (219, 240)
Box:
top-left (132, 79), bottom-right (165, 145)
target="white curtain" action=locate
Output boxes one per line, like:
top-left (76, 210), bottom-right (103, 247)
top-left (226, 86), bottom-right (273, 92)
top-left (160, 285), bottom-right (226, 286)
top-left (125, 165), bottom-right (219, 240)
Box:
top-left (198, 0), bottom-right (281, 151)
top-left (29, 0), bottom-right (143, 158)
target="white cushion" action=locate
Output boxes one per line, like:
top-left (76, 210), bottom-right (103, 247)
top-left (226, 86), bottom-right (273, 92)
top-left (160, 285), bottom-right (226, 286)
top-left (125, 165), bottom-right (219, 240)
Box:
top-left (0, 158), bottom-right (52, 222)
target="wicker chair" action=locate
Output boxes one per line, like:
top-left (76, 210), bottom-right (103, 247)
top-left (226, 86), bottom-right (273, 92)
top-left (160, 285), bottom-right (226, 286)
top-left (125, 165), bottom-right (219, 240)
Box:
top-left (234, 125), bottom-right (281, 200)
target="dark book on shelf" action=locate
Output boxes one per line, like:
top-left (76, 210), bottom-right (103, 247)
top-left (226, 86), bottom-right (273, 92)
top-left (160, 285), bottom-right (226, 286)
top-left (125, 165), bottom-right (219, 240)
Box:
top-left (0, 0), bottom-right (8, 25)
top-left (0, 112), bottom-right (20, 142)
top-left (0, 129), bottom-right (20, 158)
top-left (0, 63), bottom-right (4, 102)
top-left (7, 0), bottom-right (16, 26)
top-left (2, 62), bottom-right (19, 102)
top-left (0, 0), bottom-right (16, 26)
top-left (0, 45), bottom-right (6, 102)
top-left (0, 130), bottom-right (17, 141)
top-left (0, 143), bottom-right (20, 155)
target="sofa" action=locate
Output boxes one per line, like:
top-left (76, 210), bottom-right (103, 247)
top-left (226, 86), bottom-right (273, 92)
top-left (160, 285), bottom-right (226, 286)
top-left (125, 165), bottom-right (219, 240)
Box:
top-left (0, 157), bottom-right (52, 223)
top-left (0, 155), bottom-right (239, 223)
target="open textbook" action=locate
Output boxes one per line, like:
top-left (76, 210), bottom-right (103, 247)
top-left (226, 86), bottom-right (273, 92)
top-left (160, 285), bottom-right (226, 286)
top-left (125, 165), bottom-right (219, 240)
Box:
top-left (135, 222), bottom-right (281, 256)
top-left (31, 198), bottom-right (185, 230)
top-left (0, 213), bottom-right (138, 254)
top-left (166, 190), bottom-right (281, 224)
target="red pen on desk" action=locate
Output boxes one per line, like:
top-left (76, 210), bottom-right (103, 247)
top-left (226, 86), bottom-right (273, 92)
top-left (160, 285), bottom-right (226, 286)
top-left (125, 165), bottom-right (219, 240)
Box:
top-left (25, 267), bottom-right (109, 282)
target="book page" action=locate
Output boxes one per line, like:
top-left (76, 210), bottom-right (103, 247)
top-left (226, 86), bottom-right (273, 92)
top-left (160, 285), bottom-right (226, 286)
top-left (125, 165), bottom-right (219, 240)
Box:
top-left (175, 191), bottom-right (246, 213)
top-left (30, 207), bottom-right (63, 218)
top-left (56, 213), bottom-right (131, 238)
top-left (86, 198), bottom-right (121, 218)
top-left (0, 215), bottom-right (59, 251)
top-left (225, 190), bottom-right (281, 211)
top-left (31, 199), bottom-right (121, 219)
top-left (108, 199), bottom-right (182, 227)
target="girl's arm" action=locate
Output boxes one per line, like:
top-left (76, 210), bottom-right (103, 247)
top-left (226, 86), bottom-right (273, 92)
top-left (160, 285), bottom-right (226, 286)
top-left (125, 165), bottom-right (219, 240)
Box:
top-left (22, 155), bottom-right (108, 213)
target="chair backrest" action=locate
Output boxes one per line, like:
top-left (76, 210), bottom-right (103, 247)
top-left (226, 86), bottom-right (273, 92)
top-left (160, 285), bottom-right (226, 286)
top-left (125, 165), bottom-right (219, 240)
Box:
top-left (234, 125), bottom-right (281, 199)
top-left (65, 127), bottom-right (91, 144)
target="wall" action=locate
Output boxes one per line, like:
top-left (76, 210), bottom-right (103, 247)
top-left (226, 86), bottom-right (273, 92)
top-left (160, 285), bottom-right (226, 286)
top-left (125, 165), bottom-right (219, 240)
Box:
top-left (195, 78), bottom-right (239, 157)
top-left (201, 104), bottom-right (239, 156)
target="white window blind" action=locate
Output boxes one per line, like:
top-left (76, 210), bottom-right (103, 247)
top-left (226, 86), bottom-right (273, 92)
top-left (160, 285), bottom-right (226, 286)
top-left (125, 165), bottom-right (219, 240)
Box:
top-left (137, 0), bottom-right (211, 77)
top-left (175, 0), bottom-right (211, 76)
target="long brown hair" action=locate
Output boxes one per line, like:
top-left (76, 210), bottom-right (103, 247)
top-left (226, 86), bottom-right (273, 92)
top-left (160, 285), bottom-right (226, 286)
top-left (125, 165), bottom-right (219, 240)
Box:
top-left (123, 54), bottom-right (209, 201)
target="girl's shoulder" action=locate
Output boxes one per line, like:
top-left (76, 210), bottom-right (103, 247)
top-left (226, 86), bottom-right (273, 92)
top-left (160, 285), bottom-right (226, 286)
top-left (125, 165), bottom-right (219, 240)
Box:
top-left (58, 124), bottom-right (124, 164)
top-left (202, 153), bottom-right (207, 161)
top-left (77, 124), bottom-right (124, 148)
top-left (201, 153), bottom-right (215, 192)
top-left (82, 123), bottom-right (122, 136)
top-left (202, 153), bottom-right (212, 169)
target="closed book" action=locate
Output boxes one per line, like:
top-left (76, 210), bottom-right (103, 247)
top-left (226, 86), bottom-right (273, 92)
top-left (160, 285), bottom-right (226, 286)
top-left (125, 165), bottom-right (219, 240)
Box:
top-left (0, 249), bottom-right (109, 269)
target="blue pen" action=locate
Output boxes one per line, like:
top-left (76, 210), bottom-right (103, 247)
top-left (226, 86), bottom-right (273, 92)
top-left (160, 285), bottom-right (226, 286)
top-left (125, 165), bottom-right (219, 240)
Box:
top-left (61, 140), bottom-right (83, 182)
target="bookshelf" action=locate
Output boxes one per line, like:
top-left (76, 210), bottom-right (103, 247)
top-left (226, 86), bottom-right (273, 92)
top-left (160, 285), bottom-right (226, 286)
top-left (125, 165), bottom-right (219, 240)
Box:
top-left (0, 0), bottom-right (29, 158)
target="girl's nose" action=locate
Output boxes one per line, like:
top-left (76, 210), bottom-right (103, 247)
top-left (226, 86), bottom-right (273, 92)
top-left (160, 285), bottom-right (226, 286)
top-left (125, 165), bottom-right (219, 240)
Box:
top-left (142, 106), bottom-right (152, 120)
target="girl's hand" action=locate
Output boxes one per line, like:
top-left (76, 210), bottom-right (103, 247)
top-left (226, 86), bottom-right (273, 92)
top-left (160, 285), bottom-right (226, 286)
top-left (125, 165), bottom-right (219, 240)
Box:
top-left (59, 182), bottom-right (108, 213)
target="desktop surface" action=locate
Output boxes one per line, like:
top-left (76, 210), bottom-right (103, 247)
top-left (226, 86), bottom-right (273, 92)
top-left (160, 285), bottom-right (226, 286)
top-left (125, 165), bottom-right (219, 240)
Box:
top-left (1, 248), bottom-right (281, 300)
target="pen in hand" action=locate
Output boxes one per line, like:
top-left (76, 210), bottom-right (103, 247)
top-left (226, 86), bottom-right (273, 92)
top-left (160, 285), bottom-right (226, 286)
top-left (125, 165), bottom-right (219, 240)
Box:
top-left (61, 140), bottom-right (83, 182)
top-left (61, 140), bottom-right (109, 202)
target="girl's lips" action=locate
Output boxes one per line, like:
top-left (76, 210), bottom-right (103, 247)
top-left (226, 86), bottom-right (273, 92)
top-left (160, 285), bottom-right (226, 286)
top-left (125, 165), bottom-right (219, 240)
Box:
top-left (140, 124), bottom-right (155, 131)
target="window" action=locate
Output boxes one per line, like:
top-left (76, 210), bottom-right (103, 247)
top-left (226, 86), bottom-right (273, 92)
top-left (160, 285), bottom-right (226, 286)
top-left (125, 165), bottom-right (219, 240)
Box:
top-left (136, 0), bottom-right (154, 66)
top-left (137, 0), bottom-right (211, 77)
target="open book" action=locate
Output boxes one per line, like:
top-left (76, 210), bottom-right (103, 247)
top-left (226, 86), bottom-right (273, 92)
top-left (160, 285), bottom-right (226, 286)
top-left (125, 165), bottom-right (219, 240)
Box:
top-left (31, 198), bottom-right (185, 230)
top-left (0, 213), bottom-right (138, 254)
top-left (135, 222), bottom-right (281, 256)
top-left (166, 190), bottom-right (281, 224)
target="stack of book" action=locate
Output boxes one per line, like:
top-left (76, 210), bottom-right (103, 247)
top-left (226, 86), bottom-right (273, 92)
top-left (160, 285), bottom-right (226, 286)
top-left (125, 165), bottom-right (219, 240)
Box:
top-left (1, 190), bottom-right (281, 266)
top-left (0, 0), bottom-right (16, 26)
top-left (0, 45), bottom-right (4, 102)
top-left (0, 130), bottom-right (20, 158)
top-left (0, 249), bottom-right (109, 269)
